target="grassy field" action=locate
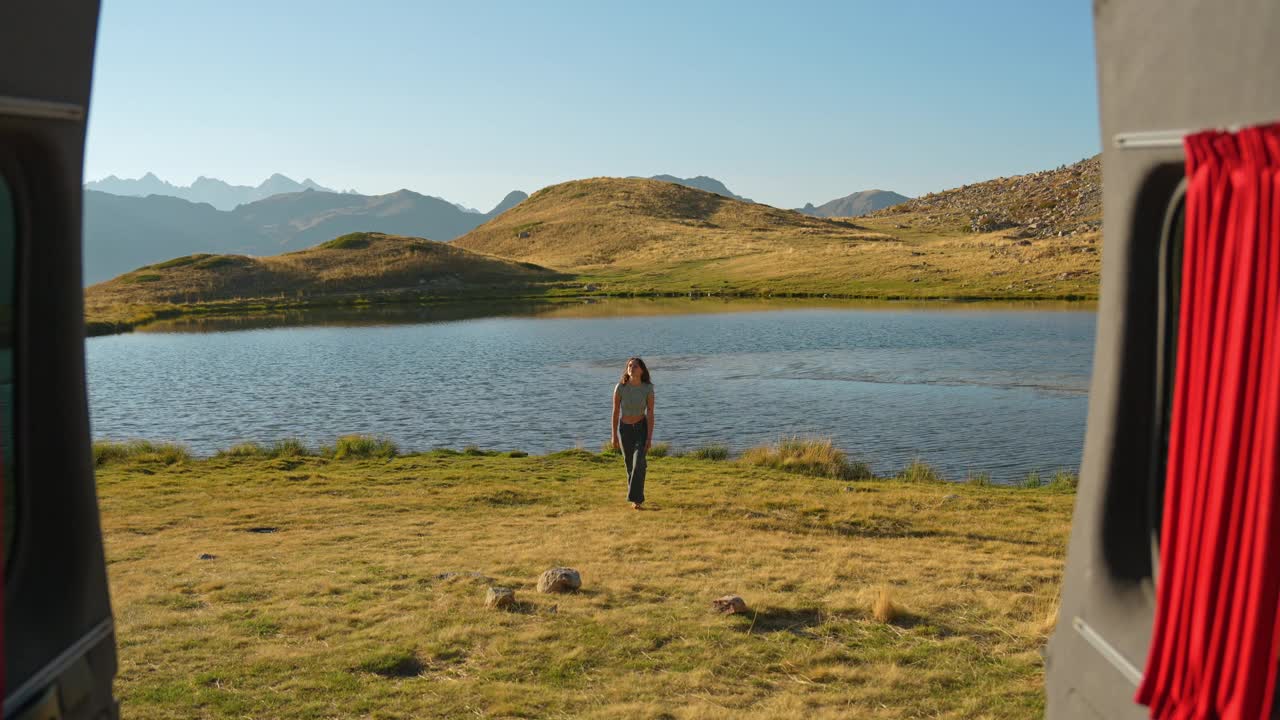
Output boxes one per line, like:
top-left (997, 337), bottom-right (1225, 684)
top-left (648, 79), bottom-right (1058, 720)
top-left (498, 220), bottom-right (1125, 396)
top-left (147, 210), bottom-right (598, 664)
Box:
top-left (98, 440), bottom-right (1075, 719)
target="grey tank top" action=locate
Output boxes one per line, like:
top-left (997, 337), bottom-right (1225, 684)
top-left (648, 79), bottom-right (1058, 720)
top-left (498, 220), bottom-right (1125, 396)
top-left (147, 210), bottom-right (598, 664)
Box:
top-left (615, 382), bottom-right (653, 415)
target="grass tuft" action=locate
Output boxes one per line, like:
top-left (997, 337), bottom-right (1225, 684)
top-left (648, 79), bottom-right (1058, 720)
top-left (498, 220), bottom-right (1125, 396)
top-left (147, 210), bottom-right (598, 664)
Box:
top-left (94, 440), bottom-right (191, 466)
top-left (686, 444), bottom-right (730, 461)
top-left (216, 442), bottom-right (268, 458)
top-left (648, 442), bottom-right (670, 458)
top-left (873, 586), bottom-right (901, 624)
top-left (331, 435), bottom-right (398, 460)
top-left (269, 438), bottom-right (312, 457)
top-left (896, 459), bottom-right (944, 483)
top-left (966, 471), bottom-right (993, 487)
top-left (1046, 470), bottom-right (1079, 492)
top-left (1018, 471), bottom-right (1044, 489)
top-left (739, 436), bottom-right (871, 480)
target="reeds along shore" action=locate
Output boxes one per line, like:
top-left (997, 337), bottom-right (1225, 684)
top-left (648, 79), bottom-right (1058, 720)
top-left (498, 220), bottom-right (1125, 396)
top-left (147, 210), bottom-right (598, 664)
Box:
top-left (94, 435), bottom-right (1078, 490)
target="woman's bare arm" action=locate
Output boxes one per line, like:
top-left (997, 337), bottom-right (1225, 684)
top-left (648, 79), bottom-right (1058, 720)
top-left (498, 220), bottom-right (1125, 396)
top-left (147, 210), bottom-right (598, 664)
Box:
top-left (611, 390), bottom-right (621, 449)
top-left (645, 391), bottom-right (655, 451)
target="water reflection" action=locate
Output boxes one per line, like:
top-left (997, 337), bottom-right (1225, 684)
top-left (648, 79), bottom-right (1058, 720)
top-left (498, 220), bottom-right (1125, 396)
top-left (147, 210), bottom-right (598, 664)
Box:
top-left (91, 300), bottom-right (1096, 483)
top-left (140, 297), bottom-right (1096, 334)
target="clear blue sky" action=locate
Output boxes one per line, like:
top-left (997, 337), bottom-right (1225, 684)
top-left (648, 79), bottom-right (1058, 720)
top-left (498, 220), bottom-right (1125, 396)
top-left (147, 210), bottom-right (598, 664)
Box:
top-left (85, 1), bottom-right (1100, 211)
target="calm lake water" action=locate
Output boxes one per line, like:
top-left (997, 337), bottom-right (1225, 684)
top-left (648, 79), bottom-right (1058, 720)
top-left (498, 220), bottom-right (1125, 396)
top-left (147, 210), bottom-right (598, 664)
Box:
top-left (85, 300), bottom-right (1095, 482)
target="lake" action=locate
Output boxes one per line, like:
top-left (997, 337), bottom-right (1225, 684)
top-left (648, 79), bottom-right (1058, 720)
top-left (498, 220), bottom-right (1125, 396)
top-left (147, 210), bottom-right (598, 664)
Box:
top-left (85, 299), bottom-right (1095, 482)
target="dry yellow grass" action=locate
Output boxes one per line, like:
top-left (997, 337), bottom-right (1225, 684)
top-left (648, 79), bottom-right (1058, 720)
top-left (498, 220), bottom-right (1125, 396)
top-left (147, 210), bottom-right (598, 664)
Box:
top-left (97, 447), bottom-right (1074, 718)
top-left (455, 177), bottom-right (1099, 300)
top-left (456, 177), bottom-right (888, 270)
top-left (872, 587), bottom-right (901, 625)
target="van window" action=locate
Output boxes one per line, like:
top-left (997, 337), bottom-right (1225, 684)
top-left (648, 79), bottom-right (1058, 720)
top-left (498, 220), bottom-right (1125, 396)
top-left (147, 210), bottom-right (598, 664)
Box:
top-left (0, 175), bottom-right (14, 570)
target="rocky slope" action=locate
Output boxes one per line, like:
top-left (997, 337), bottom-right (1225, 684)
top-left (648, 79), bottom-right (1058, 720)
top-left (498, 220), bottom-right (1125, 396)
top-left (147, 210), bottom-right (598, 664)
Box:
top-left (872, 155), bottom-right (1101, 238)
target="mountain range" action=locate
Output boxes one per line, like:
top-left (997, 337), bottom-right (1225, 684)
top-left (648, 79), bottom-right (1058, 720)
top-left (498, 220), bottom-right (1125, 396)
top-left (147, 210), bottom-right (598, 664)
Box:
top-left (82, 170), bottom-right (913, 284)
top-left (83, 187), bottom-right (528, 284)
top-left (83, 173), bottom-right (353, 211)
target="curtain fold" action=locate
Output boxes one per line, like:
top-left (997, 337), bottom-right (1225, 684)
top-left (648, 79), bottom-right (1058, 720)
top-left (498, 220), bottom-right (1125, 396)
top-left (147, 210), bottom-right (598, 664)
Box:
top-left (1137, 124), bottom-right (1280, 719)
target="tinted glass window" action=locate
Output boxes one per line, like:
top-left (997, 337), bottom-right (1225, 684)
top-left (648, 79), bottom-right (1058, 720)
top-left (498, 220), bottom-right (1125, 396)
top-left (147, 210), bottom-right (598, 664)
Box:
top-left (0, 176), bottom-right (13, 570)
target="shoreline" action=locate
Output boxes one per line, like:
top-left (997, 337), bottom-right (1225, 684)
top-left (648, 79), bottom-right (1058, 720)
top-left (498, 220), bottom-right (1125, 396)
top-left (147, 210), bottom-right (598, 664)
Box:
top-left (92, 437), bottom-right (1080, 490)
top-left (85, 288), bottom-right (1099, 338)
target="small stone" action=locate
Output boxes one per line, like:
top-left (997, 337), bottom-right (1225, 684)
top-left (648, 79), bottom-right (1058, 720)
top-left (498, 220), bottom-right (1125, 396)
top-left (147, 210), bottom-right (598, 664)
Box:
top-left (712, 595), bottom-right (748, 614)
top-left (537, 567), bottom-right (582, 594)
top-left (198, 553), bottom-right (216, 560)
top-left (485, 586), bottom-right (516, 610)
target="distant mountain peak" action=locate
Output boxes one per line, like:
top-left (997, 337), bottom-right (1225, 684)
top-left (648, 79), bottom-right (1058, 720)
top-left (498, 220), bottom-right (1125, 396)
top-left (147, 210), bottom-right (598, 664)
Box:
top-left (642, 174), bottom-right (752, 203)
top-left (488, 190), bottom-right (529, 217)
top-left (85, 172), bottom-right (345, 210)
top-left (796, 189), bottom-right (910, 218)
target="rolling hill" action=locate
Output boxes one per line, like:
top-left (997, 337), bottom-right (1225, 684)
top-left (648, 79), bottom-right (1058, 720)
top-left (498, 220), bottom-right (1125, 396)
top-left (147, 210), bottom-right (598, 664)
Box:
top-left (452, 177), bottom-right (882, 270)
top-left (452, 169), bottom-right (1100, 299)
top-left (643, 175), bottom-right (753, 202)
top-left (85, 232), bottom-right (554, 309)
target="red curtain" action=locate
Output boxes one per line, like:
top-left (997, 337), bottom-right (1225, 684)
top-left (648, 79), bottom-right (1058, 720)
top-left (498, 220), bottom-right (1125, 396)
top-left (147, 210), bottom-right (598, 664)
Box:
top-left (1137, 124), bottom-right (1280, 719)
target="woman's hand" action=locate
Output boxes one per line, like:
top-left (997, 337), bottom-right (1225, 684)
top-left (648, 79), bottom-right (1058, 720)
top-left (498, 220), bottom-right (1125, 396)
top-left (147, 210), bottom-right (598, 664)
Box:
top-left (644, 439), bottom-right (652, 452)
top-left (611, 436), bottom-right (620, 450)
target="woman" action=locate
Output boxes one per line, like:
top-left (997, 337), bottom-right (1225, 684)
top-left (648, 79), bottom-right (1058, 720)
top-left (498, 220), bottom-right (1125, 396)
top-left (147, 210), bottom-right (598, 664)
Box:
top-left (612, 357), bottom-right (654, 510)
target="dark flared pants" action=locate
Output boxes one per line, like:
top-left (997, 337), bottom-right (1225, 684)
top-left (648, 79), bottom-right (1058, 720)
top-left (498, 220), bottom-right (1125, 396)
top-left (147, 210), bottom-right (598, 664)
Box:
top-left (618, 418), bottom-right (647, 503)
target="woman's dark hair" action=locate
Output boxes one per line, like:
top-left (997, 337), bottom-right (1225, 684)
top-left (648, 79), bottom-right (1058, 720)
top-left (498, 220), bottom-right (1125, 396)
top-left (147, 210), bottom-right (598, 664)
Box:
top-left (620, 357), bottom-right (651, 384)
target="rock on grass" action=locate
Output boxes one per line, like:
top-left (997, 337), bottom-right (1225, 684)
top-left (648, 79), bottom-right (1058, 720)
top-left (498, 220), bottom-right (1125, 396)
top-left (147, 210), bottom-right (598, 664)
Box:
top-left (537, 567), bottom-right (581, 593)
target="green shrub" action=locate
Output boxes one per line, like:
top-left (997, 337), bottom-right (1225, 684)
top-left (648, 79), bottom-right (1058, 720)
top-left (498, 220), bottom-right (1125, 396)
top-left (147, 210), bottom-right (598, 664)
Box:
top-left (94, 440), bottom-right (191, 466)
top-left (331, 435), bottom-right (398, 460)
top-left (506, 450), bottom-right (529, 458)
top-left (648, 442), bottom-right (670, 458)
top-left (896, 459), bottom-right (944, 483)
top-left (739, 436), bottom-right (870, 480)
